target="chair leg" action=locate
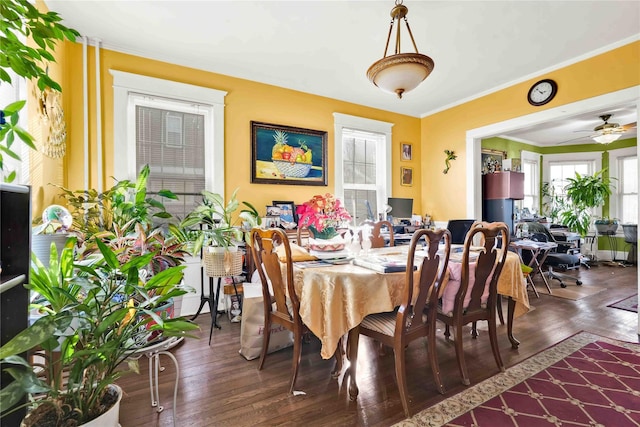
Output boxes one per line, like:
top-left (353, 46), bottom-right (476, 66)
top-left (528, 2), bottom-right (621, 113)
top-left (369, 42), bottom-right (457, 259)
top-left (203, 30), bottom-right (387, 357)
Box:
top-left (443, 323), bottom-right (451, 340)
top-left (394, 342), bottom-right (411, 418)
top-left (471, 321), bottom-right (478, 338)
top-left (288, 330), bottom-right (303, 394)
top-left (487, 317), bottom-right (504, 373)
top-left (427, 330), bottom-right (445, 394)
top-left (289, 330), bottom-right (302, 394)
top-left (454, 323), bottom-right (470, 386)
top-left (257, 316), bottom-right (272, 371)
top-left (347, 328), bottom-right (360, 400)
top-left (496, 294), bottom-right (505, 325)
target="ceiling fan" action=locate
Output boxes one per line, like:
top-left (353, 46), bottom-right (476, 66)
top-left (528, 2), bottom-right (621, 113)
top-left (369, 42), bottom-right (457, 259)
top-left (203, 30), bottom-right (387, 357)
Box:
top-left (557, 114), bottom-right (637, 145)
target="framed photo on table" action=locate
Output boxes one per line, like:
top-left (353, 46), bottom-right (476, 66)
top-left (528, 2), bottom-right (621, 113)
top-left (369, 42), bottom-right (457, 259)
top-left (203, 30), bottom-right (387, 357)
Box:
top-left (273, 200), bottom-right (297, 228)
top-left (401, 167), bottom-right (413, 186)
top-left (251, 121), bottom-right (328, 186)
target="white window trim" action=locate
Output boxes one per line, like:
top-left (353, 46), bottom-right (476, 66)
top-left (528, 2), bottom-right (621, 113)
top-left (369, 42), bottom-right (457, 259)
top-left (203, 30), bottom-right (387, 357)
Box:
top-left (110, 70), bottom-right (227, 195)
top-left (608, 146), bottom-right (637, 224)
top-left (333, 112), bottom-right (393, 216)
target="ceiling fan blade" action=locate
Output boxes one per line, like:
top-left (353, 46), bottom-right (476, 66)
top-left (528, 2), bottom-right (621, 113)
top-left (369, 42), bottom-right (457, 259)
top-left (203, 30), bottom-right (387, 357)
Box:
top-left (556, 135), bottom-right (593, 145)
top-left (621, 121), bottom-right (637, 131)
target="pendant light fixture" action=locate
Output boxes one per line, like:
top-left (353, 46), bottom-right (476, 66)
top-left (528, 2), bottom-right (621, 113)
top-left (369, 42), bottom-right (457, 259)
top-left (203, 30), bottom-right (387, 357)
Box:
top-left (367, 0), bottom-right (434, 99)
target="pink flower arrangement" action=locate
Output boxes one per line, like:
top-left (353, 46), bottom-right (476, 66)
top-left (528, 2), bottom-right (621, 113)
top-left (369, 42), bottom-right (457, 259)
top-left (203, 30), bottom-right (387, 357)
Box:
top-left (296, 193), bottom-right (352, 232)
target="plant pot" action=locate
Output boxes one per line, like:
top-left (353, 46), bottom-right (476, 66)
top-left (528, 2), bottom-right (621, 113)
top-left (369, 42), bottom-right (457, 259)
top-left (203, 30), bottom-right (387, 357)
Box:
top-left (31, 233), bottom-right (70, 267)
top-left (595, 223), bottom-right (618, 235)
top-left (21, 384), bottom-right (122, 427)
top-left (203, 246), bottom-right (243, 277)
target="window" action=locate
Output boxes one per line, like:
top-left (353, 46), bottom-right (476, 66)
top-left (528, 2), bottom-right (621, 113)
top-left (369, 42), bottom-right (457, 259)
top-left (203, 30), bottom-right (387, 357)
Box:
top-left (520, 150), bottom-right (539, 214)
top-left (111, 70), bottom-right (226, 219)
top-left (134, 98), bottom-right (207, 219)
top-left (543, 152), bottom-right (601, 225)
top-left (334, 113), bottom-right (392, 225)
top-left (609, 146), bottom-right (638, 224)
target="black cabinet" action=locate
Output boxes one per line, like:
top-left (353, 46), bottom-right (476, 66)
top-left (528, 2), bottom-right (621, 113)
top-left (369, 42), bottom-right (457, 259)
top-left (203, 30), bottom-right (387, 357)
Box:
top-left (1, 183), bottom-right (31, 425)
top-left (483, 199), bottom-right (515, 236)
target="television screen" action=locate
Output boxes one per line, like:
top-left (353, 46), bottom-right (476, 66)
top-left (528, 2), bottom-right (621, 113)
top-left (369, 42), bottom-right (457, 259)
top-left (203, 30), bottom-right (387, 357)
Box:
top-left (387, 197), bottom-right (413, 221)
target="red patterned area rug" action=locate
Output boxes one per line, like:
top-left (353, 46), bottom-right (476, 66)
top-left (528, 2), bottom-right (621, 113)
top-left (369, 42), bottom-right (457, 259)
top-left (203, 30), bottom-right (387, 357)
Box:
top-left (394, 332), bottom-right (640, 427)
top-left (608, 294), bottom-right (639, 313)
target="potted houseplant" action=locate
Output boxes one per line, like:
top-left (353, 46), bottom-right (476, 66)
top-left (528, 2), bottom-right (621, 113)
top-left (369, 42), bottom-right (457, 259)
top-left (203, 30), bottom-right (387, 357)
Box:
top-left (0, 237), bottom-right (199, 426)
top-left (1, 0), bottom-right (80, 182)
top-left (594, 217), bottom-right (619, 235)
top-left (558, 169), bottom-right (615, 237)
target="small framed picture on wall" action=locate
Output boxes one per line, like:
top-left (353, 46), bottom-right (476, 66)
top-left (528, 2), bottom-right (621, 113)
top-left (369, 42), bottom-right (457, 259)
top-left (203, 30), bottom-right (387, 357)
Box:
top-left (401, 167), bottom-right (413, 186)
top-left (401, 143), bottom-right (412, 161)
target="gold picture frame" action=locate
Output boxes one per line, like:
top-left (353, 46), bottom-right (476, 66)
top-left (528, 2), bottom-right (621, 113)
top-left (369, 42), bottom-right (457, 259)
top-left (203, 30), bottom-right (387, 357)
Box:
top-left (481, 148), bottom-right (507, 174)
top-left (401, 167), bottom-right (413, 186)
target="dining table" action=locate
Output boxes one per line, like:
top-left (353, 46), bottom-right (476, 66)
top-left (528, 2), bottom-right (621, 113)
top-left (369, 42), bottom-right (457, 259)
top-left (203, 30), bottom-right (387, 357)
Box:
top-left (291, 246), bottom-right (529, 361)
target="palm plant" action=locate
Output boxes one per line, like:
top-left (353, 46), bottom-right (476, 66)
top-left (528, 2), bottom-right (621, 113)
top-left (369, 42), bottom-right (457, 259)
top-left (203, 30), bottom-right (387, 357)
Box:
top-left (558, 169), bottom-right (615, 237)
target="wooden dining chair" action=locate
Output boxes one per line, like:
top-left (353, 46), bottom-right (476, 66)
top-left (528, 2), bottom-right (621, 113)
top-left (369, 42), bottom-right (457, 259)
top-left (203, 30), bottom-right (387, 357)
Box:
top-left (436, 221), bottom-right (509, 386)
top-left (296, 225), bottom-right (311, 250)
top-left (250, 227), bottom-right (307, 394)
top-left (361, 219), bottom-right (395, 248)
top-left (348, 228), bottom-right (451, 417)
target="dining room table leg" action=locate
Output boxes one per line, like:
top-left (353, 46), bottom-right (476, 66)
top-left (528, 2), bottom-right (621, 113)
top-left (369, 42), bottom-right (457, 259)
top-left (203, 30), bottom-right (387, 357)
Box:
top-left (507, 297), bottom-right (520, 349)
top-left (347, 328), bottom-right (359, 400)
top-left (331, 336), bottom-right (345, 379)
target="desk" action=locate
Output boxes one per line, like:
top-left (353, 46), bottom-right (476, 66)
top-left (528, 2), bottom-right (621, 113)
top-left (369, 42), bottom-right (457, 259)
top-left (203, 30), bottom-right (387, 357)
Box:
top-left (510, 240), bottom-right (557, 295)
top-left (292, 247), bottom-right (528, 359)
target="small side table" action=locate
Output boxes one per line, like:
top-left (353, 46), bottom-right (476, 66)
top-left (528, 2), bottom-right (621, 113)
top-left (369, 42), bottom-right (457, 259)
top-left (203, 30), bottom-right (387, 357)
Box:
top-left (124, 336), bottom-right (183, 426)
top-left (510, 239), bottom-right (558, 294)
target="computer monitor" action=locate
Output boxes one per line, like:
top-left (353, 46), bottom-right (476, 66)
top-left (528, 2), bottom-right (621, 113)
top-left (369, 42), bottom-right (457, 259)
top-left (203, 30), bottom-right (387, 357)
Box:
top-left (387, 197), bottom-right (413, 224)
top-left (446, 219), bottom-right (475, 244)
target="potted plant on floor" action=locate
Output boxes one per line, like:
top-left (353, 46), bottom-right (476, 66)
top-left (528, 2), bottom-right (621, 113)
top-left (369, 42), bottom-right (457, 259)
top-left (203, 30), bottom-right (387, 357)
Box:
top-left (0, 237), bottom-right (199, 426)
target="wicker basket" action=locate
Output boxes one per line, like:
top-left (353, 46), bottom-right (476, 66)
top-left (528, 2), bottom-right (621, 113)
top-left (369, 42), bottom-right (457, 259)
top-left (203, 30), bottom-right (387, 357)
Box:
top-left (272, 159), bottom-right (312, 178)
top-left (203, 248), bottom-right (243, 277)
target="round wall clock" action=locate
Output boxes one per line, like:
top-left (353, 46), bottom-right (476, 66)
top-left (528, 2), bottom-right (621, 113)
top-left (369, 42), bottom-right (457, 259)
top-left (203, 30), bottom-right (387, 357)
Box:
top-left (527, 79), bottom-right (557, 106)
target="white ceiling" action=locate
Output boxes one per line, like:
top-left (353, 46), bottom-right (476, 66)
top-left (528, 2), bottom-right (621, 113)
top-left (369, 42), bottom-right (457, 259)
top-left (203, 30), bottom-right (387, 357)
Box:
top-left (45, 0), bottom-right (640, 145)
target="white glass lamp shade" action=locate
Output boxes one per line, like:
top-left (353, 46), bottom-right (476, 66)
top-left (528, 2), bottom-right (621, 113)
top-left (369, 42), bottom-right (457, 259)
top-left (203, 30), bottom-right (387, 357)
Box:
top-left (592, 133), bottom-right (621, 144)
top-left (367, 53), bottom-right (434, 98)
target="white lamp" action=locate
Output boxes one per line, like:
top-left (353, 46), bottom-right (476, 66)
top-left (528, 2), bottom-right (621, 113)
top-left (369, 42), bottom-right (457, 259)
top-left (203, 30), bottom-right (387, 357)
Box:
top-left (367, 0), bottom-right (434, 99)
top-left (592, 133), bottom-right (622, 144)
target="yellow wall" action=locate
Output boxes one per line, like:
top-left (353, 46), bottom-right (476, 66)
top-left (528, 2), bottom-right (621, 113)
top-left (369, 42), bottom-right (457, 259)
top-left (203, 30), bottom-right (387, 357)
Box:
top-left (56, 44), bottom-right (421, 216)
top-left (420, 41), bottom-right (640, 222)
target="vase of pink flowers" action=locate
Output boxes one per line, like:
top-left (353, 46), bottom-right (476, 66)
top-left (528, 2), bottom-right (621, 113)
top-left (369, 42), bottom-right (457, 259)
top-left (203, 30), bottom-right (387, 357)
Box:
top-left (297, 194), bottom-right (352, 250)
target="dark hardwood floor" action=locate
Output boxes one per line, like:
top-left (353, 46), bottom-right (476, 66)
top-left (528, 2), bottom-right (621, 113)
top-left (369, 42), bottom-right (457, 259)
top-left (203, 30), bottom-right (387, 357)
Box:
top-left (116, 263), bottom-right (638, 427)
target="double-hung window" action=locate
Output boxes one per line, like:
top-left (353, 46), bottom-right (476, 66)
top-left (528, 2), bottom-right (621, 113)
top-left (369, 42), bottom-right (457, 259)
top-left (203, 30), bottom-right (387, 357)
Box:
top-left (333, 113), bottom-right (392, 225)
top-left (111, 71), bottom-right (226, 219)
top-left (520, 150), bottom-right (539, 214)
top-left (609, 146), bottom-right (638, 224)
top-left (543, 152), bottom-right (601, 226)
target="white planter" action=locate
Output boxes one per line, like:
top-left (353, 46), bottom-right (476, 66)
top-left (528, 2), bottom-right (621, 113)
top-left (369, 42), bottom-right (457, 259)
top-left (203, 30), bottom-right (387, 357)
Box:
top-left (31, 233), bottom-right (70, 267)
top-left (22, 384), bottom-right (122, 427)
top-left (81, 384), bottom-right (122, 427)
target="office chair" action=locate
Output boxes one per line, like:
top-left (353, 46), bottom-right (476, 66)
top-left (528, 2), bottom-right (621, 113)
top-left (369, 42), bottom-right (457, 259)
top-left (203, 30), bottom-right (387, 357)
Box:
top-left (446, 219), bottom-right (476, 244)
top-left (525, 223), bottom-right (583, 288)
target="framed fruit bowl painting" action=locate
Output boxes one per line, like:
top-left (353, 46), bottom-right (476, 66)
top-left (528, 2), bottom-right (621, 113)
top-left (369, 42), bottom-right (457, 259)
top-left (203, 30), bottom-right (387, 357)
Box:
top-left (251, 121), bottom-right (328, 186)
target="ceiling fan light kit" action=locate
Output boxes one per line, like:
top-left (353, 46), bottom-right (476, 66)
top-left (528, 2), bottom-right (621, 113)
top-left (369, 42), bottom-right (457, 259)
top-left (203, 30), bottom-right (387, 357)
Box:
top-left (591, 114), bottom-right (624, 144)
top-left (367, 0), bottom-right (434, 99)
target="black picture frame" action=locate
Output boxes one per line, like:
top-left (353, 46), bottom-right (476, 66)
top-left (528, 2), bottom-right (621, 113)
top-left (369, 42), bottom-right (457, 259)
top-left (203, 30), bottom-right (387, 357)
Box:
top-left (273, 200), bottom-right (297, 228)
top-left (251, 121), bottom-right (328, 186)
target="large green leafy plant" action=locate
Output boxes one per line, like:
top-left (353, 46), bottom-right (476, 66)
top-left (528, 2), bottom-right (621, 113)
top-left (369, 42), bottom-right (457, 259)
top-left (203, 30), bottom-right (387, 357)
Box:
top-left (558, 169), bottom-right (615, 237)
top-left (0, 0), bottom-right (80, 182)
top-left (0, 238), bottom-right (198, 426)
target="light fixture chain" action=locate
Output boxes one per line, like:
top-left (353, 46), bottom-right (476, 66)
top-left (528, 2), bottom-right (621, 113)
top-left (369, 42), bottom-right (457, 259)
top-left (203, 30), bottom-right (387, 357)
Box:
top-left (403, 17), bottom-right (420, 53)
